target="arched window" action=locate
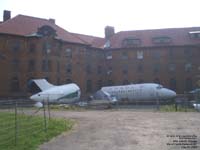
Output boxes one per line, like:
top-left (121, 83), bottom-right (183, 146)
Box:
top-left (169, 78), bottom-right (176, 91)
top-left (185, 78), bottom-right (193, 92)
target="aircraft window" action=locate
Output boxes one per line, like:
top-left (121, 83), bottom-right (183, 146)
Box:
top-left (156, 85), bottom-right (163, 89)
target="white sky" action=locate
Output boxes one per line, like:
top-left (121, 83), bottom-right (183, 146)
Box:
top-left (0, 0), bottom-right (200, 37)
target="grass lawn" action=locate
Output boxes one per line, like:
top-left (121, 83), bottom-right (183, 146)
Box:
top-left (0, 112), bottom-right (74, 150)
top-left (160, 104), bottom-right (196, 112)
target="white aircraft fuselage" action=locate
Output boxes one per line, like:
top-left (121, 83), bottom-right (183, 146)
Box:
top-left (101, 83), bottom-right (176, 101)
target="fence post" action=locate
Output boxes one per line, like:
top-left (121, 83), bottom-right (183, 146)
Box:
top-left (156, 92), bottom-right (160, 110)
top-left (47, 96), bottom-right (51, 120)
top-left (43, 100), bottom-right (48, 141)
top-left (14, 101), bottom-right (18, 146)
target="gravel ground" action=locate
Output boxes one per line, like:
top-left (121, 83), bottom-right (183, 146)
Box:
top-left (40, 109), bottom-right (200, 150)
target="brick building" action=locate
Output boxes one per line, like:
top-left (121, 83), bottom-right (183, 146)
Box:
top-left (0, 10), bottom-right (200, 99)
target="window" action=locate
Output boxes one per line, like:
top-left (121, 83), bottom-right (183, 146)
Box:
top-left (37, 25), bottom-right (57, 37)
top-left (85, 50), bottom-right (91, 59)
top-left (29, 43), bottom-right (36, 53)
top-left (107, 80), bottom-right (114, 86)
top-left (169, 48), bottom-right (174, 59)
top-left (12, 59), bottom-right (19, 72)
top-left (86, 64), bottom-right (92, 74)
top-left (65, 48), bottom-right (72, 58)
top-left (152, 37), bottom-right (172, 44)
top-left (28, 60), bottom-right (35, 72)
top-left (138, 79), bottom-right (144, 83)
top-left (137, 50), bottom-right (143, 59)
top-left (57, 77), bottom-right (60, 85)
top-left (97, 66), bottom-right (102, 74)
top-left (184, 49), bottom-right (192, 60)
top-left (185, 63), bottom-right (192, 72)
top-left (42, 42), bottom-right (51, 55)
top-left (168, 63), bottom-right (176, 72)
top-left (122, 38), bottom-right (141, 47)
top-left (154, 78), bottom-right (160, 84)
top-left (97, 80), bottom-right (102, 89)
top-left (105, 51), bottom-right (112, 59)
top-left (123, 79), bottom-right (129, 85)
top-left (66, 79), bottom-right (72, 84)
top-left (122, 65), bottom-right (128, 74)
top-left (11, 77), bottom-right (20, 92)
top-left (137, 63), bottom-right (143, 73)
top-left (185, 78), bottom-right (193, 92)
top-left (66, 64), bottom-right (72, 73)
top-left (152, 51), bottom-right (160, 59)
top-left (122, 51), bottom-right (128, 59)
top-left (57, 61), bottom-right (60, 73)
top-left (42, 60), bottom-right (51, 72)
top-left (86, 80), bottom-right (92, 92)
top-left (189, 31), bottom-right (200, 39)
top-left (169, 78), bottom-right (176, 91)
top-left (153, 63), bottom-right (160, 73)
top-left (12, 41), bottom-right (20, 52)
top-left (107, 66), bottom-right (112, 75)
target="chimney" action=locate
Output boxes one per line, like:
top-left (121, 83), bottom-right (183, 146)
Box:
top-left (3, 10), bottom-right (11, 22)
top-left (105, 26), bottom-right (115, 40)
top-left (49, 18), bottom-right (55, 24)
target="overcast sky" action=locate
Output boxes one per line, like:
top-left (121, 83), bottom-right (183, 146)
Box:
top-left (0, 0), bottom-right (200, 37)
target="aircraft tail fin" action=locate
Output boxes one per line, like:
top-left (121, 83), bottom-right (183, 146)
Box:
top-left (32, 79), bottom-right (54, 91)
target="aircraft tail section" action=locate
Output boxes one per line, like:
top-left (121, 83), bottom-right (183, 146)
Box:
top-left (32, 79), bottom-right (54, 91)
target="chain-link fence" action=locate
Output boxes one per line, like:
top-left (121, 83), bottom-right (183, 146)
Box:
top-left (0, 99), bottom-right (51, 150)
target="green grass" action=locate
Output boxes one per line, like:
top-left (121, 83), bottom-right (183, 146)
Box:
top-left (160, 104), bottom-right (197, 112)
top-left (0, 112), bottom-right (74, 150)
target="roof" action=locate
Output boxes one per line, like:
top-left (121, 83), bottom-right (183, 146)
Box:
top-left (1, 13), bottom-right (200, 49)
top-left (71, 33), bottom-right (105, 48)
top-left (109, 27), bottom-right (200, 48)
top-left (0, 15), bottom-right (87, 45)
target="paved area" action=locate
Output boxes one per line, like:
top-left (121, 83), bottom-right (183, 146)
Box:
top-left (40, 110), bottom-right (200, 150)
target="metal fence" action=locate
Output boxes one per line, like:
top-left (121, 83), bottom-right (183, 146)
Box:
top-left (0, 99), bottom-right (50, 149)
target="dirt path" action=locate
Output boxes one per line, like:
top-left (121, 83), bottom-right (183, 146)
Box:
top-left (40, 110), bottom-right (200, 150)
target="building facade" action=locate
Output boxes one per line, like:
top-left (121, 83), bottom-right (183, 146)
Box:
top-left (0, 10), bottom-right (200, 99)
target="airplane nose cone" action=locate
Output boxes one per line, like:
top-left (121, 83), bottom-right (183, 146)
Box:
top-left (166, 90), bottom-right (176, 98)
top-left (171, 91), bottom-right (177, 97)
top-left (159, 89), bottom-right (176, 99)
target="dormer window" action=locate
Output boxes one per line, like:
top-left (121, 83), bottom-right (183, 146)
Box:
top-left (37, 25), bottom-right (57, 37)
top-left (122, 38), bottom-right (141, 47)
top-left (152, 36), bottom-right (172, 44)
top-left (189, 31), bottom-right (200, 39)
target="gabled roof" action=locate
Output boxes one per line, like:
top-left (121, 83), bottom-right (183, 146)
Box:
top-left (71, 33), bottom-right (105, 48)
top-left (0, 15), bottom-right (87, 45)
top-left (109, 27), bottom-right (200, 48)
